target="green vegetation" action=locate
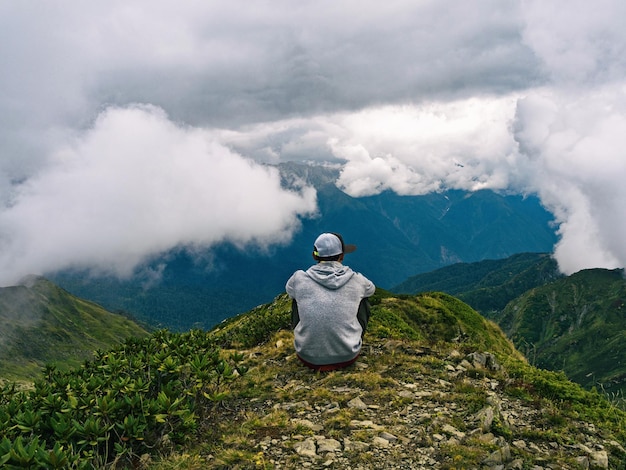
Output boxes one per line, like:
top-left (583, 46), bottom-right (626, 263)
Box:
top-left (394, 254), bottom-right (626, 399)
top-left (392, 252), bottom-right (562, 314)
top-left (0, 329), bottom-right (247, 468)
top-left (209, 294), bottom-right (292, 348)
top-left (498, 267), bottom-right (626, 394)
top-left (365, 290), bottom-right (523, 360)
top-left (3, 288), bottom-right (626, 468)
top-left (0, 278), bottom-right (149, 382)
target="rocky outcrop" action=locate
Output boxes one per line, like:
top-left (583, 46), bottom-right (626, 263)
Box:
top-left (207, 335), bottom-right (626, 469)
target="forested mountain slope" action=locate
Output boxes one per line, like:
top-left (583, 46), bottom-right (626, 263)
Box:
top-left (393, 252), bottom-right (563, 314)
top-left (394, 255), bottom-right (626, 396)
top-left (493, 268), bottom-right (626, 395)
top-left (0, 277), bottom-right (148, 381)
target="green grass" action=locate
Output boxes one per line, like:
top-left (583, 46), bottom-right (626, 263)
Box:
top-left (0, 279), bottom-right (148, 381)
top-left (2, 288), bottom-right (626, 468)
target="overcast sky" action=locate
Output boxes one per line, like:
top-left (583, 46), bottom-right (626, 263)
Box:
top-left (1, 0), bottom-right (625, 284)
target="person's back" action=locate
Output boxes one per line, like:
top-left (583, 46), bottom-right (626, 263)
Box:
top-left (286, 233), bottom-right (375, 371)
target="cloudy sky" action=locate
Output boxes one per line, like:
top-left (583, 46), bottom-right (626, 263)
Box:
top-left (1, 0), bottom-right (625, 285)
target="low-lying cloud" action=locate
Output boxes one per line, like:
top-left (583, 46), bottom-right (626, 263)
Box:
top-left (513, 87), bottom-right (626, 274)
top-left (0, 106), bottom-right (316, 285)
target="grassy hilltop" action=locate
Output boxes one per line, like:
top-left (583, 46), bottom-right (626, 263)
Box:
top-left (1, 289), bottom-right (625, 468)
top-left (0, 277), bottom-right (149, 382)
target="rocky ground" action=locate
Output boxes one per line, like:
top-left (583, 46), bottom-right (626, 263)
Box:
top-left (199, 331), bottom-right (626, 469)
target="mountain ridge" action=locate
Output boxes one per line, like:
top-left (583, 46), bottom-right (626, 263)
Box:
top-left (496, 267), bottom-right (626, 394)
top-left (0, 277), bottom-right (149, 382)
top-left (1, 289), bottom-right (624, 468)
top-left (392, 252), bottom-right (563, 314)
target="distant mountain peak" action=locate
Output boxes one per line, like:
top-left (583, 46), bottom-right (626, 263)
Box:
top-left (276, 161), bottom-right (341, 189)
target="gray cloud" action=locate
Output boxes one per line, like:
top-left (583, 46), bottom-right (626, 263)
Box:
top-left (0, 0), bottom-right (625, 282)
top-left (0, 1), bottom-right (542, 130)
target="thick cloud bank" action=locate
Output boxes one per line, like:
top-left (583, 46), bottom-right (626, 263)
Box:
top-left (1, 0), bottom-right (626, 282)
top-left (513, 88), bottom-right (626, 274)
top-left (0, 106), bottom-right (316, 284)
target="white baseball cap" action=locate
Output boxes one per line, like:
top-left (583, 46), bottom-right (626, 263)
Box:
top-left (313, 233), bottom-right (356, 258)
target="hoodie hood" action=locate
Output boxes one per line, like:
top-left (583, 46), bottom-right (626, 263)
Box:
top-left (305, 261), bottom-right (355, 290)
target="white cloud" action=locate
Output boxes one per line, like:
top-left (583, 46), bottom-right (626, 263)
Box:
top-left (512, 85), bottom-right (626, 274)
top-left (521, 0), bottom-right (626, 84)
top-left (330, 98), bottom-right (522, 195)
top-left (0, 105), bottom-right (316, 284)
top-left (224, 79), bottom-right (626, 275)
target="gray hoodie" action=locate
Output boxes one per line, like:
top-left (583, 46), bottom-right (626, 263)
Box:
top-left (285, 261), bottom-right (375, 365)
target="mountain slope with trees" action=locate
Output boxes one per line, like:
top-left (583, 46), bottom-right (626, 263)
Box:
top-left (494, 268), bottom-right (626, 395)
top-left (392, 252), bottom-right (563, 314)
top-left (1, 290), bottom-right (624, 468)
top-left (393, 254), bottom-right (626, 396)
top-left (0, 277), bottom-right (148, 382)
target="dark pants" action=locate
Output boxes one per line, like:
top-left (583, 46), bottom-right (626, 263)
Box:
top-left (291, 298), bottom-right (372, 338)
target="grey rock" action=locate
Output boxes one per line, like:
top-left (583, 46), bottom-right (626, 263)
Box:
top-left (372, 436), bottom-right (390, 448)
top-left (506, 459), bottom-right (524, 469)
top-left (379, 431), bottom-right (398, 442)
top-left (467, 351), bottom-right (501, 370)
top-left (343, 438), bottom-right (370, 452)
top-left (293, 438), bottom-right (317, 458)
top-left (347, 397), bottom-right (368, 410)
top-left (350, 419), bottom-right (383, 430)
top-left (317, 438), bottom-right (341, 454)
top-left (589, 450), bottom-right (609, 469)
top-left (441, 424), bottom-right (465, 440)
top-left (483, 444), bottom-right (511, 465)
top-left (291, 418), bottom-right (323, 432)
top-left (476, 405), bottom-right (495, 432)
top-left (574, 456), bottom-right (590, 469)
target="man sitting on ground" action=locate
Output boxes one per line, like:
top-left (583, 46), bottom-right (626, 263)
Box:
top-left (286, 232), bottom-right (375, 371)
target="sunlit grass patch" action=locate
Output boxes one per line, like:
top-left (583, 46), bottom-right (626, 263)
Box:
top-left (210, 448), bottom-right (261, 469)
top-left (150, 452), bottom-right (208, 470)
top-left (324, 408), bottom-right (358, 431)
top-left (437, 441), bottom-right (488, 468)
